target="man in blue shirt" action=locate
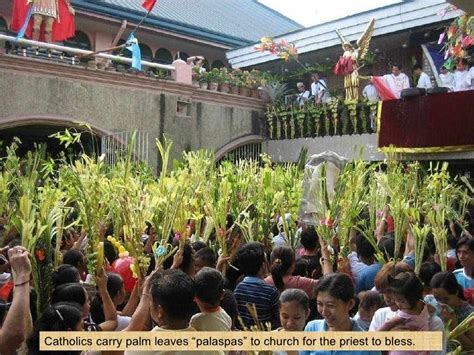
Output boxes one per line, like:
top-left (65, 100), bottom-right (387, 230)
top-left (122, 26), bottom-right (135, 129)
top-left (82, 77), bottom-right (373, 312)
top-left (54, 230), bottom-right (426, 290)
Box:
top-left (233, 242), bottom-right (280, 329)
top-left (454, 236), bottom-right (474, 303)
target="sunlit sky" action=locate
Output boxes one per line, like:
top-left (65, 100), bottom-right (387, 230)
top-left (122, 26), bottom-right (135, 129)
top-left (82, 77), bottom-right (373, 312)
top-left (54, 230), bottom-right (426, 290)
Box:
top-left (259, 0), bottom-right (402, 27)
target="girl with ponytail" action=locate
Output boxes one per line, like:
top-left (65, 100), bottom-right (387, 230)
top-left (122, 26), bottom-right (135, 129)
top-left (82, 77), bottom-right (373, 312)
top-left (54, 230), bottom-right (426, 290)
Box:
top-left (265, 246), bottom-right (317, 299)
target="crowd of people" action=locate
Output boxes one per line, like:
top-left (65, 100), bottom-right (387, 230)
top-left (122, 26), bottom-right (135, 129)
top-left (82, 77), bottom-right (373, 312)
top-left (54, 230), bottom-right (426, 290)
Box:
top-left (0, 204), bottom-right (473, 355)
top-left (294, 58), bottom-right (474, 105)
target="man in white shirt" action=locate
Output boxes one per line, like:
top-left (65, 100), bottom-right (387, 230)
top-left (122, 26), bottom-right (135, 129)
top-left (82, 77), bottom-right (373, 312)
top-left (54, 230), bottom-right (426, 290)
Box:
top-left (295, 82), bottom-right (310, 106)
top-left (382, 64), bottom-right (410, 99)
top-left (310, 73), bottom-right (330, 104)
top-left (453, 59), bottom-right (472, 92)
top-left (413, 64), bottom-right (432, 89)
top-left (362, 76), bottom-right (379, 102)
top-left (439, 65), bottom-right (455, 91)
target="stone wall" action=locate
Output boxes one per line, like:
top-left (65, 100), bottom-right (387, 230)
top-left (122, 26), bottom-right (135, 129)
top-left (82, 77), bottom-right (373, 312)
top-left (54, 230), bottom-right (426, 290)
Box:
top-left (0, 55), bottom-right (265, 170)
top-left (264, 134), bottom-right (474, 163)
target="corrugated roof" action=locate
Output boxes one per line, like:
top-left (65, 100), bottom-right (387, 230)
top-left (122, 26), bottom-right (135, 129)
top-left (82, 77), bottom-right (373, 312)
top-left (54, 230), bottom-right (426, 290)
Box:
top-left (75, 0), bottom-right (302, 44)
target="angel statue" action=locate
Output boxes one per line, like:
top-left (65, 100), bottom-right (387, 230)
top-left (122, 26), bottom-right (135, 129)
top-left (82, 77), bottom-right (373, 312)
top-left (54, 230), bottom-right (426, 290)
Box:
top-left (334, 18), bottom-right (376, 101)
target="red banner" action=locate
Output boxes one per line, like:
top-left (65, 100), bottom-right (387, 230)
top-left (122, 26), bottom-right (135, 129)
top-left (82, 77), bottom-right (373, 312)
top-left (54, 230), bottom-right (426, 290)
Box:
top-left (378, 91), bottom-right (474, 153)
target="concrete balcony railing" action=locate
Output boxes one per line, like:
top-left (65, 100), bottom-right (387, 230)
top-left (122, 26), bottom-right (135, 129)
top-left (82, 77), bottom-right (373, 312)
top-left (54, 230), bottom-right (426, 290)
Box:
top-left (0, 35), bottom-right (266, 171)
top-left (0, 34), bottom-right (179, 77)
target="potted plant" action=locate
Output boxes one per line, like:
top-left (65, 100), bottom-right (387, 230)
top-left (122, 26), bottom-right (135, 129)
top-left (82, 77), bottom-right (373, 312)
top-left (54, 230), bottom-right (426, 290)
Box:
top-left (192, 66), bottom-right (201, 87)
top-left (207, 68), bottom-right (221, 91)
top-left (218, 68), bottom-right (231, 94)
top-left (249, 70), bottom-right (262, 98)
top-left (260, 82), bottom-right (289, 105)
top-left (229, 69), bottom-right (241, 95)
top-left (199, 71), bottom-right (209, 90)
top-left (238, 71), bottom-right (252, 97)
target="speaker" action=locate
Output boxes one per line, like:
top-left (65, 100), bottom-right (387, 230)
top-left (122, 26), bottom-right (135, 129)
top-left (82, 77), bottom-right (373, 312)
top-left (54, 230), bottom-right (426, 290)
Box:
top-left (426, 87), bottom-right (449, 95)
top-left (401, 88), bottom-right (426, 99)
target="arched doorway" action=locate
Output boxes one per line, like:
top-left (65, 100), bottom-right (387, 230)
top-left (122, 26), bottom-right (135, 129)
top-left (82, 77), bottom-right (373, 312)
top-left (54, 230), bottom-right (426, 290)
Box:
top-left (0, 117), bottom-right (108, 158)
top-left (63, 31), bottom-right (92, 50)
top-left (215, 135), bottom-right (264, 163)
top-left (0, 17), bottom-right (8, 34)
top-left (154, 48), bottom-right (173, 64)
top-left (139, 43), bottom-right (153, 62)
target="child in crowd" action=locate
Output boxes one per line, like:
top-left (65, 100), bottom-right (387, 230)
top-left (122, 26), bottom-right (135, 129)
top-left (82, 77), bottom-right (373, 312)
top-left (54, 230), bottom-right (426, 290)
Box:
top-left (354, 291), bottom-right (384, 331)
top-left (194, 247), bottom-right (217, 274)
top-left (191, 267), bottom-right (232, 331)
top-left (233, 242), bottom-right (280, 329)
top-left (384, 272), bottom-right (430, 355)
top-left (276, 288), bottom-right (310, 332)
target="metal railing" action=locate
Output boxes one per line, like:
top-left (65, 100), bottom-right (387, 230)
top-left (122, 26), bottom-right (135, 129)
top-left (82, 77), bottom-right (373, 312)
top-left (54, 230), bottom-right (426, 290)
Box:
top-left (0, 34), bottom-right (175, 71)
top-left (218, 143), bottom-right (262, 164)
top-left (101, 131), bottom-right (149, 165)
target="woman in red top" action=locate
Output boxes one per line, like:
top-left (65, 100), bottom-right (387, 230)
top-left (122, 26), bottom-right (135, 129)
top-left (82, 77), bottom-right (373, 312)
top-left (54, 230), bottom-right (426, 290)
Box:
top-left (265, 246), bottom-right (318, 299)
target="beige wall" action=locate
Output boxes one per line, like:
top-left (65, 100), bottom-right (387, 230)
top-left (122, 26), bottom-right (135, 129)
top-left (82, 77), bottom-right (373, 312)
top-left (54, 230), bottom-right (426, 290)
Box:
top-left (0, 56), bottom-right (264, 171)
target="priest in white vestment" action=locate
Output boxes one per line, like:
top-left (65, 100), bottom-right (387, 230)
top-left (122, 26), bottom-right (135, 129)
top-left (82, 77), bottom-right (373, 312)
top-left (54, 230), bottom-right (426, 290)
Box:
top-left (382, 64), bottom-right (410, 99)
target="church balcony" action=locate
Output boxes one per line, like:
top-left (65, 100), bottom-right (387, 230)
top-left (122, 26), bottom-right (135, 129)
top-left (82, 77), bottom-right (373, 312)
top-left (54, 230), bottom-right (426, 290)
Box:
top-left (0, 35), bottom-right (266, 171)
top-left (262, 92), bottom-right (474, 176)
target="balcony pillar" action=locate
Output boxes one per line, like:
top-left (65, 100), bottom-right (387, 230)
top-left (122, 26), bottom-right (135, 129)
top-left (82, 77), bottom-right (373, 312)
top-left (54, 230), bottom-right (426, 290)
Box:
top-left (171, 59), bottom-right (192, 84)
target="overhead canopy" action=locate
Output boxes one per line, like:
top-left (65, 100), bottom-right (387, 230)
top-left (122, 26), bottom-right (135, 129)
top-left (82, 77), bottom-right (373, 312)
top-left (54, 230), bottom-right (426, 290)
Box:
top-left (226, 0), bottom-right (461, 68)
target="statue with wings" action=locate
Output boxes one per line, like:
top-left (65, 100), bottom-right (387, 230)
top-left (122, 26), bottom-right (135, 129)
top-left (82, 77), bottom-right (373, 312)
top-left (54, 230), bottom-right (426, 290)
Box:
top-left (333, 18), bottom-right (376, 101)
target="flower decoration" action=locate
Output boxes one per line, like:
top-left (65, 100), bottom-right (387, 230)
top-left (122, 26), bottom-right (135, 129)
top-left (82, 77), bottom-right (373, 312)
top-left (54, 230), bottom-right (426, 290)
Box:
top-left (152, 242), bottom-right (177, 269)
top-left (107, 235), bottom-right (129, 258)
top-left (255, 37), bottom-right (298, 62)
top-left (438, 4), bottom-right (457, 18)
top-left (35, 248), bottom-right (46, 262)
top-left (319, 218), bottom-right (334, 229)
top-left (155, 245), bottom-right (167, 258)
top-left (438, 11), bottom-right (473, 62)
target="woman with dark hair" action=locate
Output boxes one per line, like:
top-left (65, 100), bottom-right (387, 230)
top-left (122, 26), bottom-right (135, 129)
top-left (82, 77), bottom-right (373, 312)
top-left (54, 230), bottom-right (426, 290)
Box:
top-left (264, 246), bottom-right (317, 299)
top-left (370, 262), bottom-right (444, 342)
top-left (383, 272), bottom-right (429, 331)
top-left (301, 273), bottom-right (381, 355)
top-left (277, 288), bottom-right (310, 332)
top-left (51, 270), bottom-right (117, 331)
top-left (431, 271), bottom-right (474, 350)
top-left (52, 264), bottom-right (81, 288)
top-left (27, 302), bottom-right (83, 355)
top-left (298, 227), bottom-right (320, 257)
top-left (163, 241), bottom-right (195, 278)
top-left (90, 272), bottom-right (138, 331)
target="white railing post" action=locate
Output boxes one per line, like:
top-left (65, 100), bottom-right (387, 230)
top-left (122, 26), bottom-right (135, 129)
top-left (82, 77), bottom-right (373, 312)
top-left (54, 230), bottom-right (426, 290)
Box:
top-left (171, 59), bottom-right (192, 85)
top-left (0, 34), bottom-right (175, 73)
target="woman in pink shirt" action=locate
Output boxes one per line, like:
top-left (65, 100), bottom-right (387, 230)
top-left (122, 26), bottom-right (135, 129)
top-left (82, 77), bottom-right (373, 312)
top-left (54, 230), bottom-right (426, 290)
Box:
top-left (265, 246), bottom-right (317, 299)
